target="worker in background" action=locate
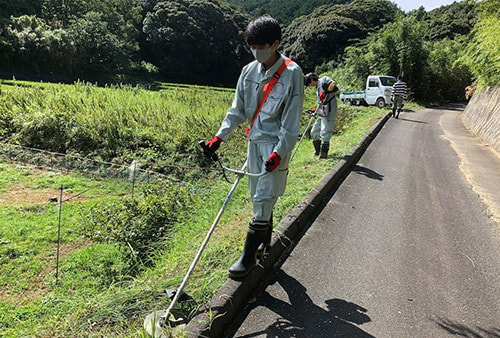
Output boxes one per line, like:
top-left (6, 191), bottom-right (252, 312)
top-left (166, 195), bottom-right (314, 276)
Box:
top-left (391, 75), bottom-right (407, 119)
top-left (205, 15), bottom-right (304, 278)
top-left (305, 73), bottom-right (339, 158)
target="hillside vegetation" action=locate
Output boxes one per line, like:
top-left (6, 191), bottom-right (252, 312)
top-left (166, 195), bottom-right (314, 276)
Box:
top-left (222, 0), bottom-right (351, 25)
top-left (1, 0), bottom-right (496, 100)
top-left (282, 0), bottom-right (400, 72)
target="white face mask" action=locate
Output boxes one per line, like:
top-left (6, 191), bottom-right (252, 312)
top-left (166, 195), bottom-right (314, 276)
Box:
top-left (251, 47), bottom-right (272, 64)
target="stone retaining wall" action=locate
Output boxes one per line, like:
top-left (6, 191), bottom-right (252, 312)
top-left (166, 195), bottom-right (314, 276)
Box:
top-left (462, 87), bottom-right (500, 153)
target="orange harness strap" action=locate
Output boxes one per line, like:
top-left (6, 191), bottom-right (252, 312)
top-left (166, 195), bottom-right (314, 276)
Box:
top-left (245, 59), bottom-right (293, 136)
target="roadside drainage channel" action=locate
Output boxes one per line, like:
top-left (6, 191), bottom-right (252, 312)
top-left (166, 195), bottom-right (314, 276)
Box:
top-left (184, 112), bottom-right (391, 337)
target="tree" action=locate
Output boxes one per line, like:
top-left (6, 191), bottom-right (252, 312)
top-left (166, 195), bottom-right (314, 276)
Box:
top-left (343, 16), bottom-right (428, 98)
top-left (223, 0), bottom-right (351, 25)
top-left (0, 0), bottom-right (143, 79)
top-left (3, 15), bottom-right (69, 73)
top-left (424, 37), bottom-right (472, 101)
top-left (142, 0), bottom-right (251, 85)
top-left (281, 0), bottom-right (400, 72)
top-left (424, 0), bottom-right (476, 40)
top-left (463, 0), bottom-right (500, 88)
top-left (0, 0), bottom-right (42, 21)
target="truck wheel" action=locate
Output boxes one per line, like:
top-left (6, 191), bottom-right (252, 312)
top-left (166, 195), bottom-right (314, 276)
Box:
top-left (376, 98), bottom-right (385, 109)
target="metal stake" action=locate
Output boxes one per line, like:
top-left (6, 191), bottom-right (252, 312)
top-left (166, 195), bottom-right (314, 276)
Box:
top-left (56, 184), bottom-right (63, 281)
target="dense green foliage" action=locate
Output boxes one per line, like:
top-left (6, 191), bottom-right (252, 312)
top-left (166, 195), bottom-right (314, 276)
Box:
top-left (282, 0), bottom-right (400, 72)
top-left (1, 0), bottom-right (496, 100)
top-left (343, 16), bottom-right (429, 97)
top-left (425, 37), bottom-right (472, 100)
top-left (462, 0), bottom-right (500, 88)
top-left (0, 0), bottom-right (41, 21)
top-left (142, 0), bottom-right (251, 85)
top-left (421, 0), bottom-right (476, 40)
top-left (223, 0), bottom-right (351, 25)
top-left (0, 0), bottom-right (143, 80)
top-left (0, 0), bottom-right (251, 85)
top-left (329, 1), bottom-right (480, 102)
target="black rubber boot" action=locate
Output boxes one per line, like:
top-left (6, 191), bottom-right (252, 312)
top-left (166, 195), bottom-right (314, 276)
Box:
top-left (391, 107), bottom-right (396, 117)
top-left (229, 219), bottom-right (270, 279)
top-left (256, 214), bottom-right (273, 259)
top-left (313, 140), bottom-right (321, 156)
top-left (396, 108), bottom-right (401, 119)
top-left (319, 142), bottom-right (329, 159)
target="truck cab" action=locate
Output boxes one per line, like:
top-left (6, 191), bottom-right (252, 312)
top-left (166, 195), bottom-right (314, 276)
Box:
top-left (366, 75), bottom-right (396, 108)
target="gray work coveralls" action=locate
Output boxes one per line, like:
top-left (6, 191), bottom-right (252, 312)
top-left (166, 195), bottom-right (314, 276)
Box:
top-left (216, 55), bottom-right (304, 221)
top-left (311, 76), bottom-right (338, 143)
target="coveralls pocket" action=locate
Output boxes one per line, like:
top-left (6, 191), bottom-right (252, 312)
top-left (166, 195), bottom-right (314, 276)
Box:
top-left (262, 82), bottom-right (286, 115)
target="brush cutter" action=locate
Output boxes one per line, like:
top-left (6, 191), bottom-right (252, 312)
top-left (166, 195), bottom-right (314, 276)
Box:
top-left (144, 141), bottom-right (266, 337)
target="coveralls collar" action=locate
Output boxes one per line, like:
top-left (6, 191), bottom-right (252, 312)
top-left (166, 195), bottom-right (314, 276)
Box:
top-left (258, 53), bottom-right (285, 79)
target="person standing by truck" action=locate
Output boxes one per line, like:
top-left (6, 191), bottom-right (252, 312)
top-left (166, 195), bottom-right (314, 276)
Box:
top-left (305, 72), bottom-right (339, 158)
top-left (391, 75), bottom-right (407, 119)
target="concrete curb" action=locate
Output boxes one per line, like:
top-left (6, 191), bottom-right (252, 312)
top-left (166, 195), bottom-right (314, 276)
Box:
top-left (184, 112), bottom-right (391, 337)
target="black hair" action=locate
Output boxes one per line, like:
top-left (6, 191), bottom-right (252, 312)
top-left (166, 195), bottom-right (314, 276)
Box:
top-left (304, 73), bottom-right (319, 86)
top-left (245, 15), bottom-right (282, 46)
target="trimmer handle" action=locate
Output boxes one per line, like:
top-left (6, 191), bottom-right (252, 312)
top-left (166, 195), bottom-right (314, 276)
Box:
top-left (199, 140), bottom-right (219, 162)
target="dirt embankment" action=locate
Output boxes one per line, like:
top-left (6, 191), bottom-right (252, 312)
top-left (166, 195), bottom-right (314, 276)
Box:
top-left (462, 87), bottom-right (500, 153)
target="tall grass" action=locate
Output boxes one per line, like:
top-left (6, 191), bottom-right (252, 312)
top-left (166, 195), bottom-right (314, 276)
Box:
top-left (0, 80), bottom-right (244, 177)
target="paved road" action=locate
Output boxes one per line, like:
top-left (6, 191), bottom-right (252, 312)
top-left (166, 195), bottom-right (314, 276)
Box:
top-left (226, 107), bottom-right (500, 337)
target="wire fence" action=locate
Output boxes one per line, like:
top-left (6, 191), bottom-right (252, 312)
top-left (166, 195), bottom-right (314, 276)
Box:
top-left (0, 142), bottom-right (225, 282)
top-left (0, 141), bottom-right (187, 183)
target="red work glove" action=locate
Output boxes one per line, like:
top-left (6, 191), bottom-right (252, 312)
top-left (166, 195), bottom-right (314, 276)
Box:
top-left (319, 91), bottom-right (325, 101)
top-left (206, 136), bottom-right (223, 152)
top-left (265, 152), bottom-right (281, 172)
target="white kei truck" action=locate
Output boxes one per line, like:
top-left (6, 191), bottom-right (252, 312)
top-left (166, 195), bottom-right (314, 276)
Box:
top-left (340, 75), bottom-right (397, 108)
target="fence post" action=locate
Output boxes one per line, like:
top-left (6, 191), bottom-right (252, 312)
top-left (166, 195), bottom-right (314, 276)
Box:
top-left (56, 184), bottom-right (63, 281)
top-left (129, 160), bottom-right (138, 198)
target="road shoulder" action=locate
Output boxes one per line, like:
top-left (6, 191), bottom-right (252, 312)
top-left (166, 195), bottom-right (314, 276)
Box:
top-left (440, 109), bottom-right (500, 225)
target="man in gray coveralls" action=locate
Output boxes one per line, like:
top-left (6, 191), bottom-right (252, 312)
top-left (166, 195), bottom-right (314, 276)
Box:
top-left (205, 15), bottom-right (304, 278)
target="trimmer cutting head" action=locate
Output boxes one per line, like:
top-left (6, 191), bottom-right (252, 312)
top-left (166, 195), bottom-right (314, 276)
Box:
top-left (165, 288), bottom-right (194, 303)
top-left (143, 310), bottom-right (187, 337)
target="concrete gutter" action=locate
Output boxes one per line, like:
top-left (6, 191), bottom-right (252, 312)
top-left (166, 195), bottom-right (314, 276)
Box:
top-left (184, 112), bottom-right (391, 337)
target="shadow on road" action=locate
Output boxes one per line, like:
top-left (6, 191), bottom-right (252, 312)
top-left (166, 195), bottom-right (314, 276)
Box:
top-left (427, 104), bottom-right (466, 111)
top-left (234, 269), bottom-right (374, 338)
top-left (398, 117), bottom-right (428, 124)
top-left (352, 165), bottom-right (384, 181)
top-left (434, 317), bottom-right (500, 338)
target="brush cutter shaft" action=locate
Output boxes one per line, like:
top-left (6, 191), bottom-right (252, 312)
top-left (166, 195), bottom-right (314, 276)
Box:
top-left (222, 166), bottom-right (266, 177)
top-left (290, 102), bottom-right (320, 163)
top-left (161, 160), bottom-right (248, 321)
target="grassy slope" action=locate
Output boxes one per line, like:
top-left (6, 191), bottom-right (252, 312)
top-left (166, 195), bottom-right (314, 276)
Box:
top-left (0, 79), bottom-right (422, 336)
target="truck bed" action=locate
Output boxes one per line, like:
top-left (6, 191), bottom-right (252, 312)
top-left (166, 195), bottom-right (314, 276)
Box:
top-left (340, 90), bottom-right (365, 99)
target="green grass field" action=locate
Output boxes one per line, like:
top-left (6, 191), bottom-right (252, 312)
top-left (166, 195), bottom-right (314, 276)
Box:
top-left (0, 79), bottom-right (421, 336)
